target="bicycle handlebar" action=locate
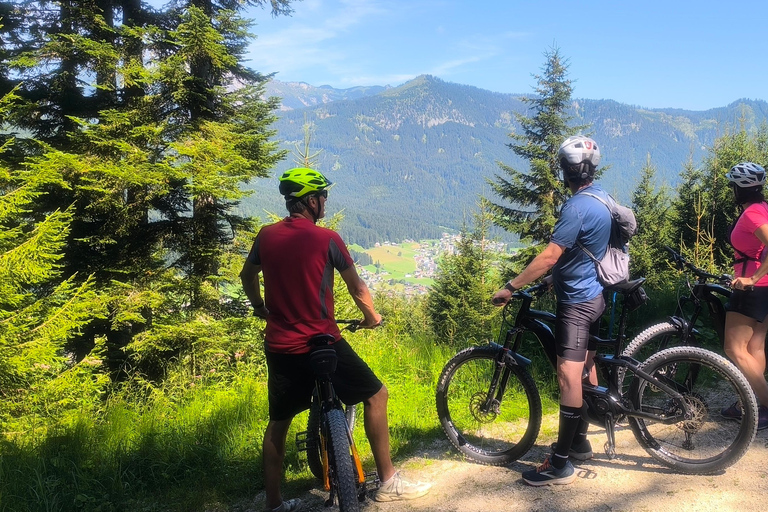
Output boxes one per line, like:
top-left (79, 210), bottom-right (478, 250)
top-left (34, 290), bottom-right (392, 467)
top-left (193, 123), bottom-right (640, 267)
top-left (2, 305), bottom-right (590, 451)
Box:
top-left (492, 280), bottom-right (550, 306)
top-left (336, 319), bottom-right (384, 332)
top-left (663, 245), bottom-right (732, 286)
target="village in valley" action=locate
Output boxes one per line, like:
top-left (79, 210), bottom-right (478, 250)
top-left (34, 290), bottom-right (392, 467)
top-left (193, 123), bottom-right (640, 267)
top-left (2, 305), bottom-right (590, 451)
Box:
top-left (356, 233), bottom-right (507, 297)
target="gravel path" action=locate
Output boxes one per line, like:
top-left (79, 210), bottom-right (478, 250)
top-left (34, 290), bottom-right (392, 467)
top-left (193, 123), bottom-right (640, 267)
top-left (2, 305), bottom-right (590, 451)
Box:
top-left (251, 425), bottom-right (768, 512)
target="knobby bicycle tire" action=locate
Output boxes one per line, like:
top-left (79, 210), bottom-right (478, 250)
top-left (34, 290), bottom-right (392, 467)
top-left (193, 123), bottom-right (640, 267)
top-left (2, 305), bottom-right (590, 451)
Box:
top-left (325, 408), bottom-right (360, 512)
top-left (436, 346), bottom-right (542, 465)
top-left (623, 322), bottom-right (689, 361)
top-left (627, 346), bottom-right (757, 474)
top-left (618, 322), bottom-right (689, 392)
top-left (306, 394), bottom-right (357, 481)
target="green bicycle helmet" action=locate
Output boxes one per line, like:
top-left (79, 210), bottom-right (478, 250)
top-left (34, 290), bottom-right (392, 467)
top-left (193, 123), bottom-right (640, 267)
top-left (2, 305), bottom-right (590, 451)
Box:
top-left (279, 167), bottom-right (333, 198)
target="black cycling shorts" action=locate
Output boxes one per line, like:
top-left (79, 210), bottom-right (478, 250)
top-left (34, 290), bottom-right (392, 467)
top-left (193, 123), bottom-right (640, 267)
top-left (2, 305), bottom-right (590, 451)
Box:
top-left (726, 287), bottom-right (768, 322)
top-left (555, 294), bottom-right (605, 362)
top-left (265, 338), bottom-right (383, 421)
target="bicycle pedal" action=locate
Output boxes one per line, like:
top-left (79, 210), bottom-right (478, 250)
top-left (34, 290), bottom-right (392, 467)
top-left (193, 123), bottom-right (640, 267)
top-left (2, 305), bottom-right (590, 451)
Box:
top-left (364, 471), bottom-right (380, 486)
top-left (295, 430), bottom-right (311, 452)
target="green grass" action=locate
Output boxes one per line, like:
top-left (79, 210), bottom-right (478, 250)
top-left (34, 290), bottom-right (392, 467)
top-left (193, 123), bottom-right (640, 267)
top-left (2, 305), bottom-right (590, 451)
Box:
top-left (0, 323), bottom-right (464, 511)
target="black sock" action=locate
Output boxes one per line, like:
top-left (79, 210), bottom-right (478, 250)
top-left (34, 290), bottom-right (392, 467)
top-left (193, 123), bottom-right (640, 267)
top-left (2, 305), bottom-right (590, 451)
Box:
top-left (572, 415), bottom-right (590, 448)
top-left (552, 404), bottom-right (582, 469)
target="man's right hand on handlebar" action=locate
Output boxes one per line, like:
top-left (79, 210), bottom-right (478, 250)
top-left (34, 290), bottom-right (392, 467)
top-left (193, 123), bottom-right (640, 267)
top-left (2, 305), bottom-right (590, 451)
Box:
top-left (358, 313), bottom-right (383, 329)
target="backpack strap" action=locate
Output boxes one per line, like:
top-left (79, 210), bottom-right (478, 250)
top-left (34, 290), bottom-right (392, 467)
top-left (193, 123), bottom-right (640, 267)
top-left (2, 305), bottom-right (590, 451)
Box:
top-left (576, 240), bottom-right (599, 263)
top-left (574, 191), bottom-right (613, 261)
top-left (580, 191), bottom-right (613, 213)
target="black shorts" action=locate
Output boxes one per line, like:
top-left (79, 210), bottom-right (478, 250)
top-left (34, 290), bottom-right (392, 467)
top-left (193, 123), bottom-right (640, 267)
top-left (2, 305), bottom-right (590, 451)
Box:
top-left (265, 338), bottom-right (383, 421)
top-left (555, 294), bottom-right (606, 362)
top-left (726, 287), bottom-right (768, 322)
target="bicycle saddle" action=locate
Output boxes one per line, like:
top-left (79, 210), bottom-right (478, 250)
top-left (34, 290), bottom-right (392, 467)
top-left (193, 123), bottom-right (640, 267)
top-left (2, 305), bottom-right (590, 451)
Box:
top-left (604, 277), bottom-right (645, 294)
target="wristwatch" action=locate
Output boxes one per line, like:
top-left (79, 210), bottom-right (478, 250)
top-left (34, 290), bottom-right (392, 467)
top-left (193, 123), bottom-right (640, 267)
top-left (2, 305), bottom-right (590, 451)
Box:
top-left (504, 282), bottom-right (517, 293)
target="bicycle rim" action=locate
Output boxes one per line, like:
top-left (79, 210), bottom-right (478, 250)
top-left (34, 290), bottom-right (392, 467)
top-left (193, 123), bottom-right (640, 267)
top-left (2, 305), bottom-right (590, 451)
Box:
top-left (628, 346), bottom-right (757, 474)
top-left (326, 408), bottom-right (360, 512)
top-left (436, 346), bottom-right (541, 465)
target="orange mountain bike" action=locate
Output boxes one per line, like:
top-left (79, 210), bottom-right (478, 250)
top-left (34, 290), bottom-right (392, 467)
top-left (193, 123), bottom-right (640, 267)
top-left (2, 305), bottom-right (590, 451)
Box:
top-left (296, 322), bottom-right (372, 511)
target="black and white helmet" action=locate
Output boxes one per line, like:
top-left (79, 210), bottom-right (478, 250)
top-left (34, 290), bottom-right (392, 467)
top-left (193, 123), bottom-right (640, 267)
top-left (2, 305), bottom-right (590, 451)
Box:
top-left (558, 135), bottom-right (601, 169)
top-left (726, 162), bottom-right (766, 188)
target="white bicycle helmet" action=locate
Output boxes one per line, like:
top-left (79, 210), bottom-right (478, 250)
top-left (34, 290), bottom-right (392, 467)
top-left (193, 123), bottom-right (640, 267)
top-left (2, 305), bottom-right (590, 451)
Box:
top-left (726, 162), bottom-right (766, 188)
top-left (557, 135), bottom-right (601, 168)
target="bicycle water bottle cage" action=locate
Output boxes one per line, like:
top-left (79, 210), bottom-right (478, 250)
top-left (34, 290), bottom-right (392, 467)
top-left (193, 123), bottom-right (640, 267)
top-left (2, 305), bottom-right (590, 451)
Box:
top-left (309, 348), bottom-right (338, 376)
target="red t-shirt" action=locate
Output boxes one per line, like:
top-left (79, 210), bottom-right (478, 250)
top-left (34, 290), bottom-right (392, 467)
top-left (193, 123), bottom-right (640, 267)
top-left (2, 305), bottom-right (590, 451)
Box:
top-left (247, 216), bottom-right (354, 353)
top-left (731, 201), bottom-right (768, 286)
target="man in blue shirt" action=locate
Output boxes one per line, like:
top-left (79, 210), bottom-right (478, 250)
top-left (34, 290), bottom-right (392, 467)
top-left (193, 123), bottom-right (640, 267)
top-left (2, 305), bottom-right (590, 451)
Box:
top-left (492, 135), bottom-right (611, 486)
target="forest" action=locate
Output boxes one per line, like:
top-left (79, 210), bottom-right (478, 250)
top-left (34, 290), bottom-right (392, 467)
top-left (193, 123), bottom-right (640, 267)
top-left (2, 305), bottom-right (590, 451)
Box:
top-left (0, 1), bottom-right (766, 511)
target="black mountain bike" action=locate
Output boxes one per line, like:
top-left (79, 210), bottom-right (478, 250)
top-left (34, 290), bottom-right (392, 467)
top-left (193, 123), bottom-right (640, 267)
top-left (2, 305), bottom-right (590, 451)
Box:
top-left (623, 246), bottom-right (732, 362)
top-left (295, 322), bottom-right (369, 512)
top-left (436, 278), bottom-right (758, 474)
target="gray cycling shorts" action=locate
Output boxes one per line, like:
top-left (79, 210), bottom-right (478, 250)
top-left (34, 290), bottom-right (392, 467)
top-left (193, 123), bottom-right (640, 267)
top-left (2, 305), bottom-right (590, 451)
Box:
top-left (555, 294), bottom-right (605, 362)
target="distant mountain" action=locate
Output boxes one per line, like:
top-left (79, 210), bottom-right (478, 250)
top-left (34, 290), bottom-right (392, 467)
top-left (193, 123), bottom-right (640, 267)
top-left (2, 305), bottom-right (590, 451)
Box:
top-left (264, 80), bottom-right (388, 111)
top-left (244, 75), bottom-right (768, 246)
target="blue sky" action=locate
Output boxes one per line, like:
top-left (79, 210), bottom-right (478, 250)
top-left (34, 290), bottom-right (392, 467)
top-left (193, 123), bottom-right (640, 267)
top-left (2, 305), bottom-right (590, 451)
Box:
top-left (244, 0), bottom-right (768, 111)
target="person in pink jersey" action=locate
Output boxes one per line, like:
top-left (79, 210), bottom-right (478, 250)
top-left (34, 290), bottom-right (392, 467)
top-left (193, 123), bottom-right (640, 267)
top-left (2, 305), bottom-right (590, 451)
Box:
top-left (721, 162), bottom-right (768, 430)
top-left (240, 168), bottom-right (430, 512)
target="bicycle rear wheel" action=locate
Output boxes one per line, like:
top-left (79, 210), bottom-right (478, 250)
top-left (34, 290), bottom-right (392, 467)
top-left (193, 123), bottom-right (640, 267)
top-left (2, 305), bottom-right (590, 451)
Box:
top-left (325, 408), bottom-right (360, 512)
top-left (307, 395), bottom-right (356, 481)
top-left (628, 346), bottom-right (757, 474)
top-left (436, 346), bottom-right (542, 465)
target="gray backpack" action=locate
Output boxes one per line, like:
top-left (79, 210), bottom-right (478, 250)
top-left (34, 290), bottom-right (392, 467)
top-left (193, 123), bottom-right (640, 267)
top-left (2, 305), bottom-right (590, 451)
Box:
top-left (576, 192), bottom-right (637, 286)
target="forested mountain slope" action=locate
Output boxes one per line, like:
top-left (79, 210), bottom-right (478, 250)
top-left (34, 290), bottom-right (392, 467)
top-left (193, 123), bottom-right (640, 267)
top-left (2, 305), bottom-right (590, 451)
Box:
top-left (241, 76), bottom-right (768, 246)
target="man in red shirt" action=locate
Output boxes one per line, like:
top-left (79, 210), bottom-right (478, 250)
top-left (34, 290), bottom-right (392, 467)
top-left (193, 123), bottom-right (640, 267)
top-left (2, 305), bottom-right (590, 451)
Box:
top-left (240, 168), bottom-right (430, 512)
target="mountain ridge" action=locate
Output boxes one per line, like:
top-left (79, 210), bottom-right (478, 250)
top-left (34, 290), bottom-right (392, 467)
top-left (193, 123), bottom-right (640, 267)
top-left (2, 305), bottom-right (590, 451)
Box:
top-left (250, 76), bottom-right (768, 246)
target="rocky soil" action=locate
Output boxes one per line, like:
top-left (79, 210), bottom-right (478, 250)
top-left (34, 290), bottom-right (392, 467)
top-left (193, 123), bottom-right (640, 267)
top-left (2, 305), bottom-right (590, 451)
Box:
top-left (250, 424), bottom-right (768, 512)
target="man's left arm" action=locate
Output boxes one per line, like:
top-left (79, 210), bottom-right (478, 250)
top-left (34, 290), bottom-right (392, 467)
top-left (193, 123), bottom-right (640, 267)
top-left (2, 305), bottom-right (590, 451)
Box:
top-left (492, 242), bottom-right (565, 305)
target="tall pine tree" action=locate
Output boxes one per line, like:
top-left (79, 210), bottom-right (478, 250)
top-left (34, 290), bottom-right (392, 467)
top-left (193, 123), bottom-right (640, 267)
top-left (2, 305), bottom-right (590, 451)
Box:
top-left (485, 47), bottom-right (586, 270)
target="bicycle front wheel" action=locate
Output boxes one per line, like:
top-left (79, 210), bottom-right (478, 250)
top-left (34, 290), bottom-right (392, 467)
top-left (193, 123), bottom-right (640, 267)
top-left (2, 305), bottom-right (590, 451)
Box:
top-left (628, 346), bottom-right (757, 474)
top-left (436, 346), bottom-right (542, 465)
top-left (623, 322), bottom-right (687, 361)
top-left (325, 408), bottom-right (360, 512)
top-left (307, 396), bottom-right (357, 481)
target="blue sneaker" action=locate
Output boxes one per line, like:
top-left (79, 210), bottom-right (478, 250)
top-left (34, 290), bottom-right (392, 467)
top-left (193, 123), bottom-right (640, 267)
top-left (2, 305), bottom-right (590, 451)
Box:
top-left (522, 455), bottom-right (576, 486)
top-left (720, 401), bottom-right (742, 421)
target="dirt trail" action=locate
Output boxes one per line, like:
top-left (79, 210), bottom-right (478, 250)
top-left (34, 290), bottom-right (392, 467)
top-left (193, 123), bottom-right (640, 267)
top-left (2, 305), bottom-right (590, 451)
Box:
top-left (252, 426), bottom-right (768, 512)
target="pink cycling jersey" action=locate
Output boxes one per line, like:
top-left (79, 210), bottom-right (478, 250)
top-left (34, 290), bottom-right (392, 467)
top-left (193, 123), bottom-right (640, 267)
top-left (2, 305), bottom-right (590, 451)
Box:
top-left (730, 201), bottom-right (768, 286)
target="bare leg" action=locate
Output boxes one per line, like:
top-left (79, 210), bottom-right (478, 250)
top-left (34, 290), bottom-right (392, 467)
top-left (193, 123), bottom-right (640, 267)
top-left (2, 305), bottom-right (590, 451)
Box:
top-left (583, 349), bottom-right (598, 386)
top-left (263, 418), bottom-right (293, 510)
top-left (363, 385), bottom-right (396, 482)
top-left (724, 312), bottom-right (768, 407)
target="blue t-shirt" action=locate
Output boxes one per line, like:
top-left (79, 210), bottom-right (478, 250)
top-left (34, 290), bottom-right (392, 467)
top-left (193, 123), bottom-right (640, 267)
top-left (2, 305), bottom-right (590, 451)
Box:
top-left (550, 184), bottom-right (612, 304)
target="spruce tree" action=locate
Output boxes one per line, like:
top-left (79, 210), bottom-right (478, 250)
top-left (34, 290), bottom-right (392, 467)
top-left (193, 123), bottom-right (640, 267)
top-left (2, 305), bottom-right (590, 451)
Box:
top-left (426, 206), bottom-right (498, 346)
top-left (0, 92), bottom-right (103, 424)
top-left (630, 156), bottom-right (673, 287)
top-left (485, 47), bottom-right (586, 270)
top-left (671, 127), bottom-right (768, 270)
